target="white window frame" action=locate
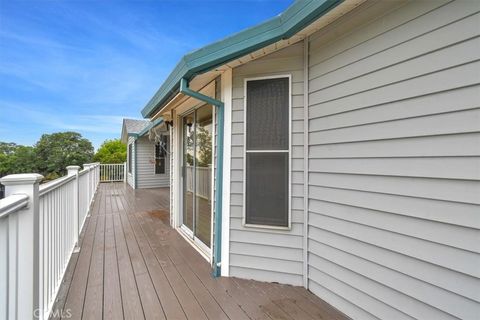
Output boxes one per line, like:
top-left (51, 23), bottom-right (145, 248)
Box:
top-left (128, 143), bottom-right (133, 175)
top-left (242, 74), bottom-right (292, 230)
top-left (153, 136), bottom-right (168, 175)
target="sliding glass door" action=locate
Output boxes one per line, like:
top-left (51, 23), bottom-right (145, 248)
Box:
top-left (182, 105), bottom-right (213, 249)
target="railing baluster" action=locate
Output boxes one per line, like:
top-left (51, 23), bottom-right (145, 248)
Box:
top-left (98, 164), bottom-right (125, 183)
top-left (0, 163), bottom-right (101, 319)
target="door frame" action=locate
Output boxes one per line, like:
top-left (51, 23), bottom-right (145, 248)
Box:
top-left (178, 104), bottom-right (215, 259)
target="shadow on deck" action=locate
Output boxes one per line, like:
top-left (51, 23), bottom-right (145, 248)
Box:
top-left (51, 183), bottom-right (347, 320)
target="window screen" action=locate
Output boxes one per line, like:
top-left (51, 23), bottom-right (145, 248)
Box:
top-left (245, 76), bottom-right (289, 228)
top-left (246, 78), bottom-right (289, 150)
top-left (155, 136), bottom-right (168, 174)
top-left (245, 153), bottom-right (288, 226)
top-left (128, 144), bottom-right (132, 174)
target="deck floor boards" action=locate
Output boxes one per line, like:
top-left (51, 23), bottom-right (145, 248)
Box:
top-left (51, 183), bottom-right (348, 320)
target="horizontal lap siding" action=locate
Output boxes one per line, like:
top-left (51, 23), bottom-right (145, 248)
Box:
top-left (230, 42), bottom-right (305, 285)
top-left (307, 1), bottom-right (480, 319)
top-left (127, 137), bottom-right (135, 188)
top-left (136, 136), bottom-right (170, 188)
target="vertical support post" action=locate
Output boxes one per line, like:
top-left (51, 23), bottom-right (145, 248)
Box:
top-left (123, 162), bottom-right (127, 183)
top-left (96, 163), bottom-right (100, 188)
top-left (303, 37), bottom-right (310, 289)
top-left (67, 166), bottom-right (80, 253)
top-left (0, 173), bottom-right (43, 320)
top-left (83, 164), bottom-right (91, 215)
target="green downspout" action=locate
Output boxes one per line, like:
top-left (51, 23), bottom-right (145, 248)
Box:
top-left (134, 139), bottom-right (138, 189)
top-left (180, 78), bottom-right (224, 277)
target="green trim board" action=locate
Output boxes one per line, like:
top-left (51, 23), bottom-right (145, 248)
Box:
top-left (134, 139), bottom-right (138, 189)
top-left (141, 0), bottom-right (343, 118)
top-left (137, 118), bottom-right (164, 137)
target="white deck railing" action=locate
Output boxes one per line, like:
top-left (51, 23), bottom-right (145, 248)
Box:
top-left (0, 163), bottom-right (100, 320)
top-left (185, 165), bottom-right (212, 200)
top-left (100, 163), bottom-right (126, 182)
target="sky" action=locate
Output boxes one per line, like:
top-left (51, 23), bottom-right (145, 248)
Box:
top-left (0, 0), bottom-right (291, 149)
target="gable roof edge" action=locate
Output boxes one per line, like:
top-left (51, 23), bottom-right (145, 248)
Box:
top-left (141, 0), bottom-right (343, 118)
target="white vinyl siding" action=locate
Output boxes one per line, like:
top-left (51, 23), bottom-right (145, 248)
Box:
top-left (306, 1), bottom-right (480, 319)
top-left (136, 136), bottom-right (170, 189)
top-left (230, 42), bottom-right (305, 285)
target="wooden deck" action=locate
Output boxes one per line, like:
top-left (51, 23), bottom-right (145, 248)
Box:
top-left (51, 183), bottom-right (347, 320)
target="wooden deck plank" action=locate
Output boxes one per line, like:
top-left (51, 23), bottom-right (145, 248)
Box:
top-left (143, 213), bottom-right (269, 320)
top-left (117, 190), bottom-right (188, 320)
top-left (232, 278), bottom-right (293, 320)
top-left (247, 280), bottom-right (315, 320)
top-left (62, 214), bottom-right (98, 320)
top-left (53, 183), bottom-right (348, 320)
top-left (142, 194), bottom-right (272, 320)
top-left (292, 286), bottom-right (349, 320)
top-left (133, 211), bottom-right (209, 320)
top-left (112, 213), bottom-right (145, 320)
top-left (103, 213), bottom-right (124, 320)
top-left (119, 213), bottom-right (166, 320)
top-left (140, 210), bottom-right (252, 320)
top-left (155, 233), bottom-right (229, 319)
top-left (139, 188), bottom-right (276, 320)
top-left (82, 213), bottom-right (105, 320)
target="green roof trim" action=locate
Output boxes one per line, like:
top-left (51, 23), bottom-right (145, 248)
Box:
top-left (141, 0), bottom-right (343, 118)
top-left (137, 118), bottom-right (164, 137)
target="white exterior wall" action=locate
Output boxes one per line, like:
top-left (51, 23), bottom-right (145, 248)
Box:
top-left (229, 42), bottom-right (306, 285)
top-left (136, 136), bottom-right (170, 189)
top-left (126, 136), bottom-right (135, 188)
top-left (306, 1), bottom-right (480, 319)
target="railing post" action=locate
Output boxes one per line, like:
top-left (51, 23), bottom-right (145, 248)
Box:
top-left (67, 166), bottom-right (80, 253)
top-left (96, 163), bottom-right (100, 189)
top-left (123, 162), bottom-right (127, 183)
top-left (0, 173), bottom-right (43, 320)
top-left (83, 164), bottom-right (92, 214)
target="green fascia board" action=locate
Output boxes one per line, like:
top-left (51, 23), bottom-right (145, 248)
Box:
top-left (126, 118), bottom-right (164, 140)
top-left (137, 118), bottom-right (164, 137)
top-left (141, 0), bottom-right (342, 118)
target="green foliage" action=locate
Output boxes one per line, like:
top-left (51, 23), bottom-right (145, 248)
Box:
top-left (0, 132), bottom-right (94, 180)
top-left (93, 139), bottom-right (126, 164)
top-left (35, 132), bottom-right (94, 177)
top-left (0, 143), bottom-right (37, 177)
top-left (196, 126), bottom-right (212, 167)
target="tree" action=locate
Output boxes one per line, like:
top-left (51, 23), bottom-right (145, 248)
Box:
top-left (0, 143), bottom-right (37, 177)
top-left (93, 139), bottom-right (126, 164)
top-left (196, 126), bottom-right (212, 167)
top-left (35, 132), bottom-right (94, 178)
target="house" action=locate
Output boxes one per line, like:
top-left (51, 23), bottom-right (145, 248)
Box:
top-left (136, 0), bottom-right (480, 319)
top-left (120, 118), bottom-right (170, 189)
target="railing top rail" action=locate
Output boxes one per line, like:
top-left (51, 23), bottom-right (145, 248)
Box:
top-left (39, 175), bottom-right (76, 197)
top-left (0, 193), bottom-right (29, 219)
top-left (83, 162), bottom-right (100, 167)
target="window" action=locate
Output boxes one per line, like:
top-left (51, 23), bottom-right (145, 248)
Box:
top-left (155, 135), bottom-right (168, 174)
top-left (244, 76), bottom-right (290, 228)
top-left (128, 143), bottom-right (132, 174)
